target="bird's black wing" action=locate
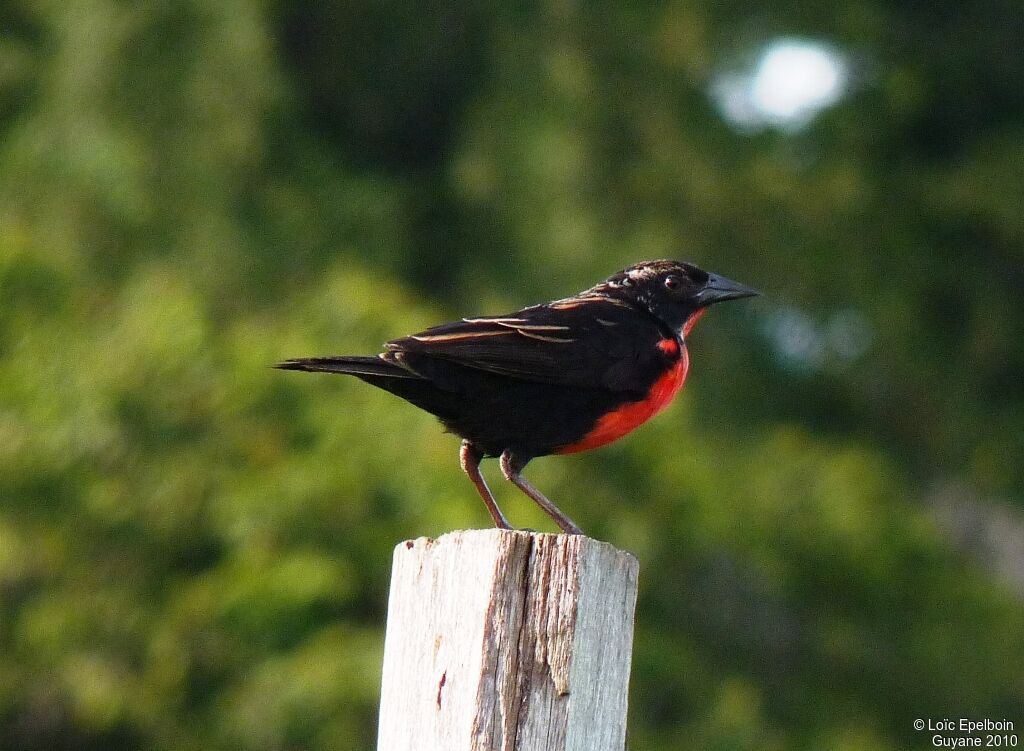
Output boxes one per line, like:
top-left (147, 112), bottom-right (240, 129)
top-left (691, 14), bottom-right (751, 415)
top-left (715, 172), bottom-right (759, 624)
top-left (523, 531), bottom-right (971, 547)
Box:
top-left (384, 297), bottom-right (671, 392)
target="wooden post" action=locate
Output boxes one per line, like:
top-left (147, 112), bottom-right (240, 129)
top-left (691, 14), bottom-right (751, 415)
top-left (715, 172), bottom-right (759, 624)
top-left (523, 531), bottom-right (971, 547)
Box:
top-left (376, 529), bottom-right (639, 751)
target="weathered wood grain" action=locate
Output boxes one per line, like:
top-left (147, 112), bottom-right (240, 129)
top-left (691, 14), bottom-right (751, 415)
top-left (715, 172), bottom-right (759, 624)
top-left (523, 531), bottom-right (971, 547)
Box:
top-left (376, 529), bottom-right (639, 751)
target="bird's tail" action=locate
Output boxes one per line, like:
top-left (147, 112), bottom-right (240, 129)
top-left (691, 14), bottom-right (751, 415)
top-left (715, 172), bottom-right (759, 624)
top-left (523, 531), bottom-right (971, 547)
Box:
top-left (275, 355), bottom-right (418, 379)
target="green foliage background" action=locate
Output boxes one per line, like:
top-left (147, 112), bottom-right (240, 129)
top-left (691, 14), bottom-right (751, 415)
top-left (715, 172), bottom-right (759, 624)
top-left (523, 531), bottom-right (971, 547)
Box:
top-left (1, 1), bottom-right (1023, 748)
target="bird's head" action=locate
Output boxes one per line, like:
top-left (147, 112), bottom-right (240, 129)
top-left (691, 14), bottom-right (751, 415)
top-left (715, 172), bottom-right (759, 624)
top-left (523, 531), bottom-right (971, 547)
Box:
top-left (596, 260), bottom-right (759, 335)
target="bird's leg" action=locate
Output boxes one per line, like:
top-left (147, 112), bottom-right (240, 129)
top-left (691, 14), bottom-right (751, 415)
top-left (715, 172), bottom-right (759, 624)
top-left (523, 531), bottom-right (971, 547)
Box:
top-left (499, 451), bottom-right (583, 536)
top-left (460, 441), bottom-right (512, 530)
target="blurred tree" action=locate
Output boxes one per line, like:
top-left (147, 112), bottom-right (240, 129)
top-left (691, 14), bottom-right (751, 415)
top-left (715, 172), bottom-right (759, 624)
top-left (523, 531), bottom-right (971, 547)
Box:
top-left (0, 0), bottom-right (1021, 749)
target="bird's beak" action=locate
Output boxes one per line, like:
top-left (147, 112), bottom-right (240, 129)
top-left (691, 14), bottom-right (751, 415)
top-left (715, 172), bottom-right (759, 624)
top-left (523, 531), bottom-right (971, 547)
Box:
top-left (693, 273), bottom-right (761, 307)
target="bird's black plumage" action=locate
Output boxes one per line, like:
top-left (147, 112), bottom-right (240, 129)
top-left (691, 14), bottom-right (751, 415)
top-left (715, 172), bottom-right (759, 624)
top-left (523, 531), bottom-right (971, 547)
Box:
top-left (278, 260), bottom-right (758, 534)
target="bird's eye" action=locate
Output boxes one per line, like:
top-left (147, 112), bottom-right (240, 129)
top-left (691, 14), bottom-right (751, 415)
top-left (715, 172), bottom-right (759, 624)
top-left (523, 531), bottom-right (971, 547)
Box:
top-left (664, 275), bottom-right (681, 291)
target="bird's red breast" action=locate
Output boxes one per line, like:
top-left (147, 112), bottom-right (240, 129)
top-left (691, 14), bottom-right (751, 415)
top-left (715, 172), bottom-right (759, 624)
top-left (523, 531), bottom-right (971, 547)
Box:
top-left (683, 307), bottom-right (705, 337)
top-left (554, 309), bottom-right (707, 455)
top-left (554, 343), bottom-right (689, 454)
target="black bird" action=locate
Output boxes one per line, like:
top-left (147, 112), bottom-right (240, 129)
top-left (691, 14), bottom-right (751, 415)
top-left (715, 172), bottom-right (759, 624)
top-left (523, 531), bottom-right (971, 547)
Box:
top-left (277, 260), bottom-right (758, 535)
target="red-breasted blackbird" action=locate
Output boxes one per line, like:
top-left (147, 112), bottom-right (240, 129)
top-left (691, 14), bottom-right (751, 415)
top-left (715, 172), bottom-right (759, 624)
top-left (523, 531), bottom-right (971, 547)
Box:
top-left (277, 260), bottom-right (757, 535)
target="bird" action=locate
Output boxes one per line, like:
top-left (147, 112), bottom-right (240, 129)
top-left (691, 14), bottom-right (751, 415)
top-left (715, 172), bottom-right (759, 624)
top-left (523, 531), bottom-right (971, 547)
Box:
top-left (277, 260), bottom-right (758, 535)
